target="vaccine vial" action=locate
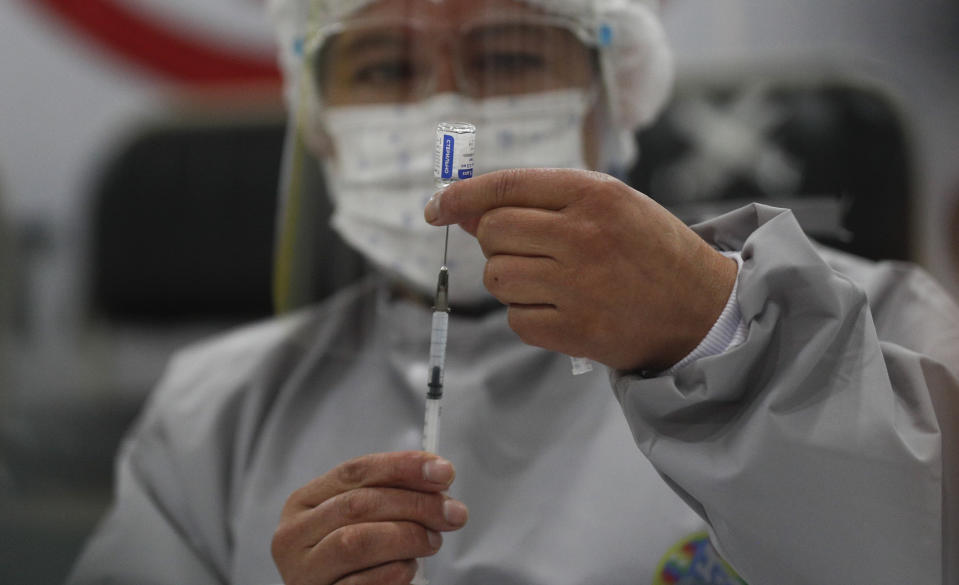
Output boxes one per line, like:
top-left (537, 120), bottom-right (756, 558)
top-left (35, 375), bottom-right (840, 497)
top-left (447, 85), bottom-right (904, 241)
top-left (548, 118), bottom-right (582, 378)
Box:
top-left (434, 122), bottom-right (476, 189)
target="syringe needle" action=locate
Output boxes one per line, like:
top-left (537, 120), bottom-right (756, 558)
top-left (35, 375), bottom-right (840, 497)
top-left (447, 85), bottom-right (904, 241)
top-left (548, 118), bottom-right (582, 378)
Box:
top-left (442, 225), bottom-right (450, 267)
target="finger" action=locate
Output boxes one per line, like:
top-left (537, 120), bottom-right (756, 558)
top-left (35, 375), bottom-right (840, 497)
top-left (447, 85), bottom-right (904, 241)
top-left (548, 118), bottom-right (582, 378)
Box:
top-left (290, 488), bottom-right (468, 549)
top-left (484, 255), bottom-right (562, 306)
top-left (425, 168), bottom-right (617, 227)
top-left (474, 206), bottom-right (568, 257)
top-left (334, 559), bottom-right (418, 585)
top-left (506, 304), bottom-right (583, 357)
top-left (310, 521), bottom-right (442, 585)
top-left (287, 452), bottom-right (455, 514)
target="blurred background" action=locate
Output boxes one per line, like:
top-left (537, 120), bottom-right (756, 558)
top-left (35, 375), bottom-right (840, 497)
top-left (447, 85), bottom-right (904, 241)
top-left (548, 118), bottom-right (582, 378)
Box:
top-left (0, 0), bottom-right (957, 583)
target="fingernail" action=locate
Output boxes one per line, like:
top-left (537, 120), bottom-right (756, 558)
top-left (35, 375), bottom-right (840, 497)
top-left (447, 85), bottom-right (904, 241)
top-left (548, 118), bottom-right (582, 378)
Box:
top-left (427, 530), bottom-right (443, 550)
top-left (423, 458), bottom-right (454, 485)
top-left (443, 499), bottom-right (469, 526)
top-left (424, 191), bottom-right (441, 225)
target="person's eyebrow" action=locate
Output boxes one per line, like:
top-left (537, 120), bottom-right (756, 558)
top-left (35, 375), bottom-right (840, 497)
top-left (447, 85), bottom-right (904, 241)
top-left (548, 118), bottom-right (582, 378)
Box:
top-left (340, 29), bottom-right (414, 55)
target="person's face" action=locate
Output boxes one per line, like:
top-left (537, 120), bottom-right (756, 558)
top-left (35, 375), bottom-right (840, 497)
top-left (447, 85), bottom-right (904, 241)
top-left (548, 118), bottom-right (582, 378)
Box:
top-left (310, 0), bottom-right (604, 168)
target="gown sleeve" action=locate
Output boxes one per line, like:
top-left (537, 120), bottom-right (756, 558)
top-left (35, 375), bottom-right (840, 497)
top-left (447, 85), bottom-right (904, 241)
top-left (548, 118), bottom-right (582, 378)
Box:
top-left (66, 337), bottom-right (265, 585)
top-left (65, 436), bottom-right (228, 585)
top-left (611, 204), bottom-right (959, 585)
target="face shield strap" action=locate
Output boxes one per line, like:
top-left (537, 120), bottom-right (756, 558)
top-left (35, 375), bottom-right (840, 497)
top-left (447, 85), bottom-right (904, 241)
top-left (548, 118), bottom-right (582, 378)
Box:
top-left (273, 62), bottom-right (333, 314)
top-left (273, 128), bottom-right (317, 313)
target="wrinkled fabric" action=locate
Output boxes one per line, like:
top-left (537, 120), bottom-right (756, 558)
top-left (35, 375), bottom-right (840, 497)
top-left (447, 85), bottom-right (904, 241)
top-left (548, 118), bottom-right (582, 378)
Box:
top-left (69, 205), bottom-right (958, 585)
top-left (614, 204), bottom-right (959, 585)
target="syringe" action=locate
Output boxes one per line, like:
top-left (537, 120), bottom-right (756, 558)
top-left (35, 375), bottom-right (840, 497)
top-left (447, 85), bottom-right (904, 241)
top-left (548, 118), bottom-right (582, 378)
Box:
top-left (423, 233), bottom-right (450, 455)
top-left (412, 273), bottom-right (447, 585)
top-left (412, 122), bottom-right (475, 585)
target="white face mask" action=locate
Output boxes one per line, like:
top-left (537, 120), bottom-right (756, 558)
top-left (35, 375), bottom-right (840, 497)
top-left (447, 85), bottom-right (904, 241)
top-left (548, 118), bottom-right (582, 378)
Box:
top-left (320, 89), bottom-right (592, 306)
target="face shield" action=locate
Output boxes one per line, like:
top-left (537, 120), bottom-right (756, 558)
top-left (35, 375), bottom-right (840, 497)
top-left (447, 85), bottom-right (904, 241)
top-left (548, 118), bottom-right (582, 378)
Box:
top-left (269, 0), bottom-right (673, 311)
top-left (312, 12), bottom-right (597, 104)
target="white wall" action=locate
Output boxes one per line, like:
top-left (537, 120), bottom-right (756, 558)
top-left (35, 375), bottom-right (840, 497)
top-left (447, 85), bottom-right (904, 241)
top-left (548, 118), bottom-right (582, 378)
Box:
top-left (0, 0), bottom-right (284, 357)
top-left (0, 1), bottom-right (160, 348)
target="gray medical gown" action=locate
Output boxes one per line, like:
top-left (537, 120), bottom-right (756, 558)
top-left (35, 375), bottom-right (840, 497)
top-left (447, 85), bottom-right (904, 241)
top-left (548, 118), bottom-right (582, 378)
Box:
top-left (69, 205), bottom-right (958, 585)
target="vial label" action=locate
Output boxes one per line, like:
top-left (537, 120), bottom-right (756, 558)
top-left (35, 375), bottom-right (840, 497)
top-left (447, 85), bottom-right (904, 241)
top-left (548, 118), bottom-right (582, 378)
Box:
top-left (441, 134), bottom-right (455, 180)
top-left (434, 123), bottom-right (476, 186)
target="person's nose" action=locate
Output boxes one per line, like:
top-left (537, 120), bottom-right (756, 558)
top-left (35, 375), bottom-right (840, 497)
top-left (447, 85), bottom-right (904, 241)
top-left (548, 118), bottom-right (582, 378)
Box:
top-left (433, 52), bottom-right (459, 95)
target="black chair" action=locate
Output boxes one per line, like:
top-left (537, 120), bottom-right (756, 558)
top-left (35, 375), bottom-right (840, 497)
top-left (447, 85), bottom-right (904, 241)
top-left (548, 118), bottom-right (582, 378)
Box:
top-left (91, 114), bottom-right (285, 323)
top-left (630, 69), bottom-right (913, 261)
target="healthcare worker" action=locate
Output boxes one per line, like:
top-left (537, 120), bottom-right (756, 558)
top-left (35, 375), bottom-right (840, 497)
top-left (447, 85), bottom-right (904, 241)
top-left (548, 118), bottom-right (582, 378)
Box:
top-left (69, 0), bottom-right (959, 584)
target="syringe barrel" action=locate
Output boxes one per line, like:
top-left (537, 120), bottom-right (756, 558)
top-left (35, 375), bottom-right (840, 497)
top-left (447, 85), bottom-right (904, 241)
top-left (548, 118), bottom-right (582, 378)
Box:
top-left (422, 397), bottom-right (442, 454)
top-left (427, 311), bottom-right (449, 395)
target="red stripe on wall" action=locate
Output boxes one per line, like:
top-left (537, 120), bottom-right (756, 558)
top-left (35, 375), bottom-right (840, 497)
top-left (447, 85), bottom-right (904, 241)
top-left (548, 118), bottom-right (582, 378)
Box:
top-left (31, 0), bottom-right (281, 86)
